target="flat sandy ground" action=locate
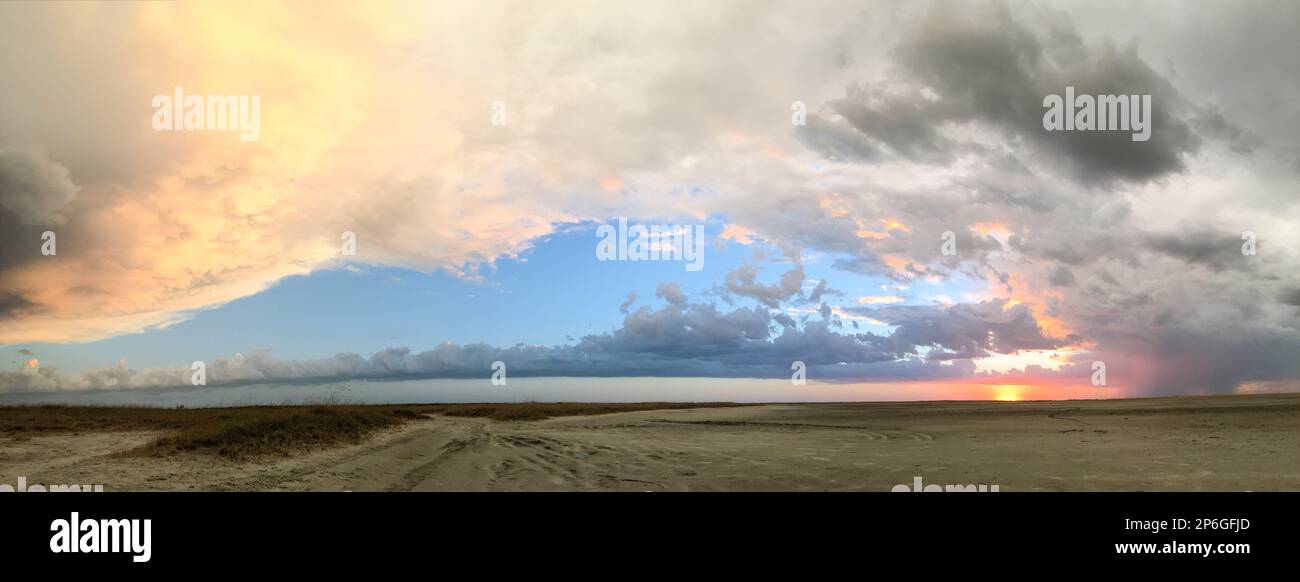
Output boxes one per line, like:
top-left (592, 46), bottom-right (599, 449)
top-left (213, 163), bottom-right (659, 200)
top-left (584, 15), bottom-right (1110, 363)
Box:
top-left (2, 393), bottom-right (1297, 491)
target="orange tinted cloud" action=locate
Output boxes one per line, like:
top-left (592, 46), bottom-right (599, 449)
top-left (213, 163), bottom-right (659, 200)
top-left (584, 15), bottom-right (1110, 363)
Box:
top-left (992, 271), bottom-right (1072, 341)
top-left (0, 1), bottom-right (577, 343)
top-left (600, 176), bottom-right (623, 191)
top-left (971, 221), bottom-right (1008, 237)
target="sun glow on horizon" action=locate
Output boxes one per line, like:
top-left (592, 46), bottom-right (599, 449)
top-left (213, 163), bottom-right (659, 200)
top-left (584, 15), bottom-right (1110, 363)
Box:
top-left (989, 384), bottom-right (1031, 401)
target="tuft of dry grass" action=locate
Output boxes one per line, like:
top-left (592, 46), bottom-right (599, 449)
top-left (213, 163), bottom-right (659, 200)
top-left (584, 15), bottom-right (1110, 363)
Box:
top-left (0, 404), bottom-right (198, 434)
top-left (436, 402), bottom-right (742, 421)
top-left (0, 402), bottom-right (743, 461)
top-left (140, 406), bottom-right (408, 461)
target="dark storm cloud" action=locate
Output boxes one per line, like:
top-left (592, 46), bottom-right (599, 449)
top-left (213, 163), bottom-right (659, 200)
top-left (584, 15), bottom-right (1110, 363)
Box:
top-left (1143, 229), bottom-right (1254, 273)
top-left (1035, 233), bottom-right (1134, 267)
top-left (1282, 288), bottom-right (1300, 308)
top-left (1, 293), bottom-right (1064, 391)
top-left (801, 3), bottom-right (1216, 184)
top-left (0, 169), bottom-right (68, 276)
top-left (825, 84), bottom-right (964, 164)
top-left (1048, 265), bottom-right (1075, 287)
top-left (3, 0), bottom-right (1296, 400)
top-left (781, 1), bottom-right (1300, 399)
top-left (578, 302), bottom-right (776, 360)
top-left (0, 291), bottom-right (37, 320)
top-left (0, 148), bottom-right (83, 322)
top-left (1089, 325), bottom-right (1300, 396)
top-left (0, 147), bottom-right (78, 226)
top-left (851, 299), bottom-right (1060, 359)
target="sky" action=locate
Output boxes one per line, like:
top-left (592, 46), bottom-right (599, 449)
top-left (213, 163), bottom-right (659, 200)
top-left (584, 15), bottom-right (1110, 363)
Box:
top-left (1, 0), bottom-right (1298, 400)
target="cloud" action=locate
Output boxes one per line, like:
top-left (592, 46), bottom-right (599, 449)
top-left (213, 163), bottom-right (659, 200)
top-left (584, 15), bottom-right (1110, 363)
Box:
top-left (1282, 288), bottom-right (1300, 308)
top-left (2, 292), bottom-right (1059, 391)
top-left (0, 292), bottom-right (37, 321)
top-left (722, 263), bottom-right (805, 308)
top-left (802, 2), bottom-right (1208, 184)
top-left (0, 1), bottom-right (578, 343)
top-left (618, 292), bottom-right (637, 314)
top-left (1048, 265), bottom-right (1076, 287)
top-left (0, 147), bottom-right (78, 226)
top-left (655, 282), bottom-right (687, 307)
top-left (1144, 228), bottom-right (1255, 273)
top-left (807, 279), bottom-right (832, 303)
top-left (1, 1), bottom-right (1297, 397)
top-left (851, 299), bottom-right (1061, 359)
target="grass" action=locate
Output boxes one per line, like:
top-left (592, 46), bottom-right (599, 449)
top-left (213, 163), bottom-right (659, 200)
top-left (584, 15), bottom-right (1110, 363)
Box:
top-left (435, 402), bottom-right (741, 422)
top-left (0, 402), bottom-right (742, 461)
top-left (142, 407), bottom-right (410, 461)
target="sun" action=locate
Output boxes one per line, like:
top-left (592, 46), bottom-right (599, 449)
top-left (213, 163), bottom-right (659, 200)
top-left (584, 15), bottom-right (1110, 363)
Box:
top-left (990, 384), bottom-right (1029, 401)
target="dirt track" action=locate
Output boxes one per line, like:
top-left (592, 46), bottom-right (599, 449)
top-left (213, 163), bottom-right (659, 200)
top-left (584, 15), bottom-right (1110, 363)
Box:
top-left (3, 394), bottom-right (1298, 491)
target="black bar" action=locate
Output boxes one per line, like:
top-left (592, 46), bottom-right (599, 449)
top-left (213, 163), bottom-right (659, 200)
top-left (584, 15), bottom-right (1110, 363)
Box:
top-left (2, 492), bottom-right (1286, 572)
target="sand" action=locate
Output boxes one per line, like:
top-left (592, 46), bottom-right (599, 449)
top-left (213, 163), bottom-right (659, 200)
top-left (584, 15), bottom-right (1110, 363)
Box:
top-left (2, 393), bottom-right (1297, 492)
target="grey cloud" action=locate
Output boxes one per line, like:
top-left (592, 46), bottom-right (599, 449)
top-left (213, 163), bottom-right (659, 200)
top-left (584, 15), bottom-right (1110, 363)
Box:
top-left (1192, 106), bottom-right (1262, 155)
top-left (0, 148), bottom-right (80, 278)
top-left (0, 291), bottom-right (37, 320)
top-left (1279, 288), bottom-right (1300, 308)
top-left (802, 2), bottom-right (1210, 184)
top-left (0, 147), bottom-right (78, 226)
top-left (655, 282), bottom-right (687, 306)
top-left (796, 112), bottom-right (882, 162)
top-left (853, 299), bottom-right (1060, 359)
top-left (2, 0), bottom-right (1297, 399)
top-left (5, 293), bottom-right (1068, 392)
top-left (1049, 265), bottom-right (1075, 287)
top-left (1083, 325), bottom-right (1300, 396)
top-left (722, 263), bottom-right (804, 308)
top-left (1144, 229), bottom-right (1253, 273)
top-left (618, 292), bottom-right (637, 314)
top-left (828, 85), bottom-right (971, 165)
top-left (807, 278), bottom-right (831, 303)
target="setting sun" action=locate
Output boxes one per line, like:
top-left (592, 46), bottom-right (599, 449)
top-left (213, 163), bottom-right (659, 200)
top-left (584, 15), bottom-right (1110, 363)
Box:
top-left (991, 384), bottom-right (1031, 401)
